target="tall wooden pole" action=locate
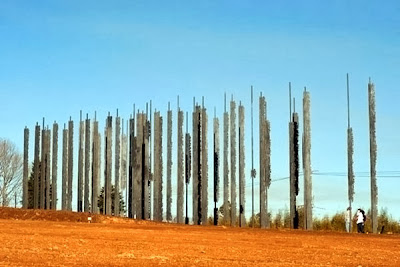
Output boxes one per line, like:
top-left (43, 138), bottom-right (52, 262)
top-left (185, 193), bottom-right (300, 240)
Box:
top-left (61, 125), bottom-right (68, 210)
top-left (303, 88), bottom-right (312, 230)
top-left (23, 127), bottom-right (29, 209)
top-left (177, 98), bottom-right (184, 223)
top-left (78, 112), bottom-right (84, 212)
top-left (67, 118), bottom-right (74, 211)
top-left (223, 94), bottom-right (229, 225)
top-left (230, 98), bottom-right (237, 226)
top-left (347, 74), bottom-right (354, 232)
top-left (167, 104), bottom-right (173, 222)
top-left (368, 78), bottom-right (378, 234)
top-left (84, 115), bottom-right (90, 212)
top-left (115, 112), bottom-right (121, 216)
top-left (51, 122), bottom-right (58, 210)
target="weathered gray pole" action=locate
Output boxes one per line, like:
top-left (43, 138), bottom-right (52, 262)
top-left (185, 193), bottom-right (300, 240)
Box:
top-left (303, 88), bottom-right (312, 230)
top-left (177, 100), bottom-right (184, 224)
top-left (201, 100), bottom-right (208, 225)
top-left (62, 125), bottom-right (68, 210)
top-left (259, 95), bottom-right (267, 228)
top-left (34, 123), bottom-right (40, 209)
top-left (192, 101), bottom-right (199, 224)
top-left (114, 113), bottom-right (121, 216)
top-left (121, 119), bottom-right (128, 216)
top-left (153, 111), bottom-right (163, 222)
top-left (23, 127), bottom-right (29, 209)
top-left (67, 118), bottom-right (74, 211)
top-left (104, 114), bottom-right (112, 215)
top-left (213, 114), bottom-right (220, 226)
top-left (148, 103), bottom-right (152, 220)
top-left (238, 103), bottom-right (245, 227)
top-left (230, 98), bottom-right (237, 226)
top-left (45, 128), bottom-right (51, 209)
top-left (128, 116), bottom-right (134, 218)
top-left (250, 87), bottom-right (256, 227)
top-left (92, 116), bottom-right (100, 214)
top-left (167, 105), bottom-right (173, 222)
top-left (140, 112), bottom-right (150, 219)
top-left (223, 94), bottom-right (230, 225)
top-left (346, 74), bottom-right (354, 232)
top-left (51, 122), bottom-right (58, 210)
top-left (289, 83), bottom-right (300, 229)
top-left (78, 112), bottom-right (84, 212)
top-left (368, 78), bottom-right (378, 234)
top-left (40, 120), bottom-right (46, 209)
top-left (84, 115), bottom-right (90, 213)
top-left (185, 113), bottom-right (191, 224)
top-left (290, 111), bottom-right (300, 229)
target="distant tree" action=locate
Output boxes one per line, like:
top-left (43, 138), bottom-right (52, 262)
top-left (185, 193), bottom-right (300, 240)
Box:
top-left (98, 186), bottom-right (125, 215)
top-left (27, 160), bottom-right (54, 209)
top-left (0, 139), bottom-right (23, 206)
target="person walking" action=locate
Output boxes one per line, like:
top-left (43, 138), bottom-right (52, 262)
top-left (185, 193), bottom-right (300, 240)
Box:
top-left (345, 207), bottom-right (351, 233)
top-left (355, 208), bottom-right (365, 233)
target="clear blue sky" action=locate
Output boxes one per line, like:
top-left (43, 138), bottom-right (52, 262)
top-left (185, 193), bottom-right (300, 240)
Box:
top-left (1, 1), bottom-right (399, 220)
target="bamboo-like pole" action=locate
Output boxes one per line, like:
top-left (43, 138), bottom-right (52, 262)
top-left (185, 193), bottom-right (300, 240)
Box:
top-left (51, 122), bottom-right (58, 210)
top-left (121, 119), bottom-right (128, 216)
top-left (134, 112), bottom-right (144, 219)
top-left (201, 103), bottom-right (208, 225)
top-left (115, 114), bottom-right (121, 216)
top-left (92, 117), bottom-right (100, 214)
top-left (250, 86), bottom-right (256, 227)
top-left (368, 79), bottom-right (378, 234)
top-left (177, 104), bottom-right (184, 223)
top-left (303, 89), bottom-right (312, 230)
top-left (223, 95), bottom-right (230, 225)
top-left (40, 120), bottom-right (46, 209)
top-left (238, 104), bottom-right (245, 227)
top-left (230, 99), bottom-right (237, 226)
top-left (62, 125), bottom-right (68, 210)
top-left (144, 112), bottom-right (150, 220)
top-left (196, 106), bottom-right (202, 225)
top-left (185, 112), bottom-right (191, 225)
top-left (192, 101), bottom-right (198, 224)
top-left (153, 111), bottom-right (163, 221)
top-left (84, 115), bottom-right (90, 212)
top-left (104, 115), bottom-right (112, 215)
top-left (78, 113), bottom-right (84, 212)
top-left (44, 127), bottom-right (51, 210)
top-left (45, 128), bottom-right (51, 209)
top-left (346, 74), bottom-right (354, 232)
top-left (167, 105), bottom-right (173, 222)
top-left (23, 127), bottom-right (29, 209)
top-left (67, 118), bottom-right (74, 211)
top-left (128, 117), bottom-right (135, 218)
top-left (259, 96), bottom-right (267, 228)
top-left (213, 115), bottom-right (220, 226)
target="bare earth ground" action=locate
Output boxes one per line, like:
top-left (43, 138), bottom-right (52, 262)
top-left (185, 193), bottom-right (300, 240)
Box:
top-left (1, 208), bottom-right (399, 266)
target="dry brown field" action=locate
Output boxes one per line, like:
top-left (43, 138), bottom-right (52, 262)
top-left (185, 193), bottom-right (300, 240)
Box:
top-left (1, 208), bottom-right (399, 266)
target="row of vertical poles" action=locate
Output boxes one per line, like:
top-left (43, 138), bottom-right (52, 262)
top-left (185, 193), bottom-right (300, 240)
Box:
top-left (21, 90), bottom-right (284, 229)
top-left (20, 81), bottom-right (379, 232)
